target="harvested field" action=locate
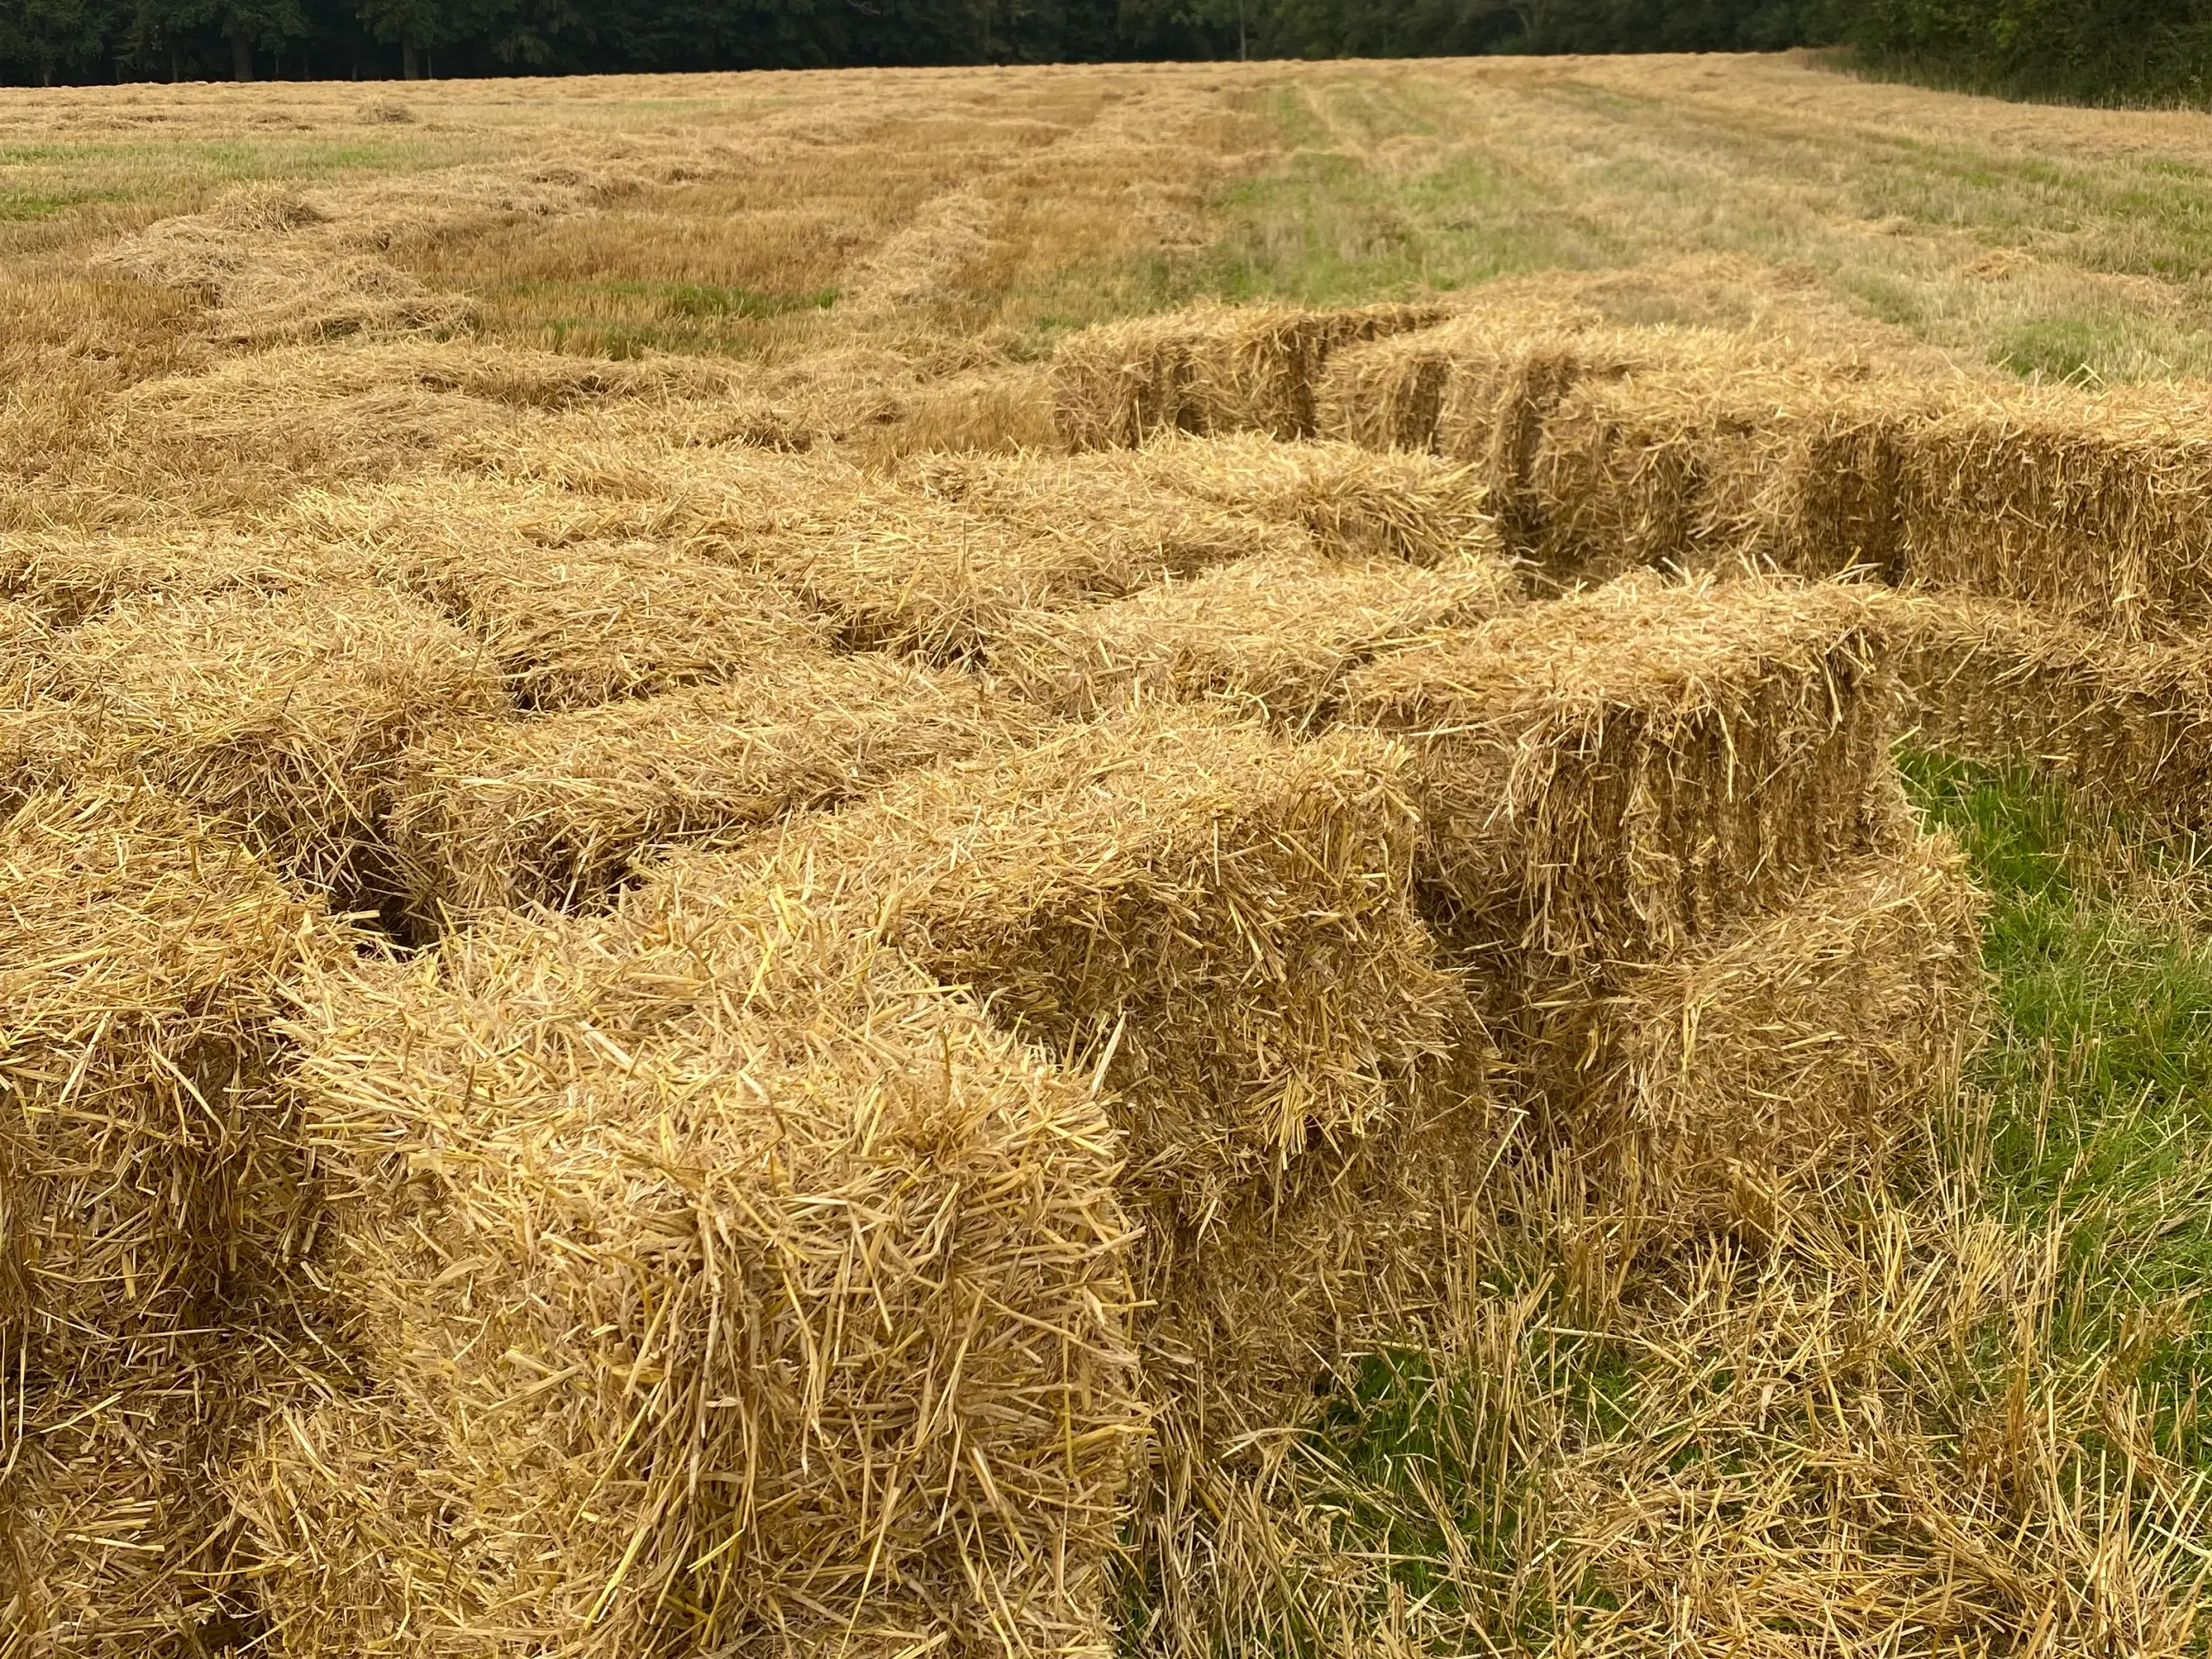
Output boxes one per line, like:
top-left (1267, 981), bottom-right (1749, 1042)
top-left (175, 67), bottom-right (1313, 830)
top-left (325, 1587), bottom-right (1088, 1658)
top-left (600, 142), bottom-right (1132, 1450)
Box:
top-left (12, 50), bottom-right (2212, 1659)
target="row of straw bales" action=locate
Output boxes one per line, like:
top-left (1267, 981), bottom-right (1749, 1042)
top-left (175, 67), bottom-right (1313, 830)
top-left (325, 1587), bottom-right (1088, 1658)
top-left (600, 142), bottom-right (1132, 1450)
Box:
top-left (1057, 298), bottom-right (2212, 644)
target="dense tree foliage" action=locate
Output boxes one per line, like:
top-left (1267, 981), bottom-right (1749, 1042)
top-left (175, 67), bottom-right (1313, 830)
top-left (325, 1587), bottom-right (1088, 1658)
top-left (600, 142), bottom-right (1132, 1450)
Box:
top-left (1824, 0), bottom-right (2212, 105)
top-left (0, 0), bottom-right (1816, 83)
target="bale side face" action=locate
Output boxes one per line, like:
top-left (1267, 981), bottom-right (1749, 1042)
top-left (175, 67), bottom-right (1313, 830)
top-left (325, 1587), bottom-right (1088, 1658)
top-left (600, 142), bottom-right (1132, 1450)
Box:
top-left (1548, 834), bottom-right (1988, 1235)
top-left (391, 652), bottom-right (1040, 922)
top-left (1052, 302), bottom-right (1446, 450)
top-left (1897, 385), bottom-right (2212, 639)
top-left (1346, 575), bottom-right (1906, 976)
top-left (0, 789), bottom-right (323, 1388)
top-left (250, 893), bottom-right (1143, 1659)
top-left (678, 715), bottom-right (1473, 1222)
top-left (1885, 589), bottom-right (2212, 828)
top-left (46, 583), bottom-right (508, 903)
top-left (988, 548), bottom-right (1520, 728)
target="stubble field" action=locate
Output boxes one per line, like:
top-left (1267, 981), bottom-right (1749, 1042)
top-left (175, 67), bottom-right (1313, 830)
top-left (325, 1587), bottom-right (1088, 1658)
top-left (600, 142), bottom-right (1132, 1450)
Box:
top-left (10, 48), bottom-right (2212, 1659)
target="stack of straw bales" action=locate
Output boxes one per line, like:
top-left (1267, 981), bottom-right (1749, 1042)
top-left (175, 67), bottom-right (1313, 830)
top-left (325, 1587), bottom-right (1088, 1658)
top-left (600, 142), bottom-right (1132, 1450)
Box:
top-left (239, 876), bottom-right (1146, 1659)
top-left (1347, 574), bottom-right (1985, 1230)
top-left (251, 711), bottom-right (1488, 1658)
top-left (989, 546), bottom-right (1519, 728)
top-left (1052, 301), bottom-right (1446, 448)
top-left (36, 584), bottom-right (507, 908)
top-left (0, 787), bottom-right (340, 1649)
top-left (391, 651), bottom-right (1044, 922)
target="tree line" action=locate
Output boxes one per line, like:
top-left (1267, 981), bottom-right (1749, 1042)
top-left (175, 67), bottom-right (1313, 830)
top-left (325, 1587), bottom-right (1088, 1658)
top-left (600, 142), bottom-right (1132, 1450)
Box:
top-left (1, 0), bottom-right (2204, 107)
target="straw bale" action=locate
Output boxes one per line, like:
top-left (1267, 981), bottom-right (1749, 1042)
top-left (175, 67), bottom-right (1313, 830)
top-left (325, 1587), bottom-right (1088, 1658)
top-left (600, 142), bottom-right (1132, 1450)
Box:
top-left (1052, 301), bottom-right (1446, 449)
top-left (391, 652), bottom-right (1038, 921)
top-left (751, 466), bottom-right (1282, 663)
top-left (239, 884), bottom-right (1143, 1659)
top-left (46, 583), bottom-right (508, 904)
top-left (690, 713), bottom-right (1471, 1221)
top-left (1548, 834), bottom-right (1987, 1234)
top-left (1885, 589), bottom-right (2212, 827)
top-left (1897, 381), bottom-right (2212, 639)
top-left (1527, 361), bottom-right (1938, 583)
top-left (292, 479), bottom-right (836, 711)
top-left (1345, 574), bottom-right (1904, 976)
top-left (989, 547), bottom-right (1520, 728)
top-left (1116, 431), bottom-right (1503, 567)
top-left (0, 787), bottom-right (326, 1390)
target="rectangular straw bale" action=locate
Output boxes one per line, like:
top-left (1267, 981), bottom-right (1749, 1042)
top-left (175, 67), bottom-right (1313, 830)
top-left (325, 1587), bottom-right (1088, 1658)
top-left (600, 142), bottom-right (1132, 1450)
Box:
top-left (1345, 574), bottom-right (1904, 977)
top-left (1897, 381), bottom-right (2212, 639)
top-left (1884, 589), bottom-right (2212, 828)
top-left (290, 479), bottom-right (837, 711)
top-left (237, 889), bottom-right (1143, 1659)
top-left (47, 582), bottom-right (507, 905)
top-left (1318, 315), bottom-right (1727, 555)
top-left (989, 547), bottom-right (1520, 728)
top-left (1052, 300), bottom-right (1446, 449)
top-left (1527, 362), bottom-right (1937, 583)
top-left (0, 787), bottom-right (325, 1389)
top-left (391, 651), bottom-right (1041, 922)
top-left (690, 713), bottom-right (1472, 1220)
top-left (1546, 834), bottom-right (1986, 1235)
top-left (1117, 431), bottom-right (1503, 567)
top-left (749, 468), bottom-right (1279, 662)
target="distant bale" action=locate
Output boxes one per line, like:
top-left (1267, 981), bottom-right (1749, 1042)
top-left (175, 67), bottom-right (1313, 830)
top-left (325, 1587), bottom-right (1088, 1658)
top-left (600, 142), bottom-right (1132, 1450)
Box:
top-left (1885, 589), bottom-right (2212, 828)
top-left (295, 479), bottom-right (835, 711)
top-left (1553, 834), bottom-right (1987, 1236)
top-left (247, 889), bottom-right (1143, 1659)
top-left (46, 584), bottom-right (506, 905)
top-left (1897, 381), bottom-right (2212, 639)
top-left (1052, 301), bottom-right (1446, 449)
top-left (1117, 431), bottom-right (1503, 567)
top-left (695, 713), bottom-right (1471, 1220)
top-left (0, 788), bottom-right (325, 1390)
top-left (1346, 574), bottom-right (1904, 977)
top-left (760, 455), bottom-right (1294, 661)
top-left (990, 547), bottom-right (1519, 728)
top-left (392, 652), bottom-right (1039, 922)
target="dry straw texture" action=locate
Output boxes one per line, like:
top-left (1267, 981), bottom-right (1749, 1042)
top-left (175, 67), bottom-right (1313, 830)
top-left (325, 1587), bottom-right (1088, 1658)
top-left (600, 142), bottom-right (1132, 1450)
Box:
top-left (392, 651), bottom-right (1038, 921)
top-left (0, 788), bottom-right (323, 1392)
top-left (746, 457), bottom-right (1291, 661)
top-left (989, 547), bottom-right (1519, 728)
top-left (290, 480), bottom-right (836, 711)
top-left (1885, 588), bottom-right (2212, 827)
top-left (0, 526), bottom-right (344, 627)
top-left (42, 583), bottom-right (507, 906)
top-left (1116, 431), bottom-right (1503, 567)
top-left (698, 713), bottom-right (1471, 1221)
top-left (1558, 833), bottom-right (1988, 1236)
top-left (1897, 380), bottom-right (2212, 639)
top-left (1528, 361), bottom-right (1941, 584)
top-left (251, 879), bottom-right (1143, 1659)
top-left (1052, 301), bottom-right (1447, 449)
top-left (1346, 574), bottom-right (1904, 976)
